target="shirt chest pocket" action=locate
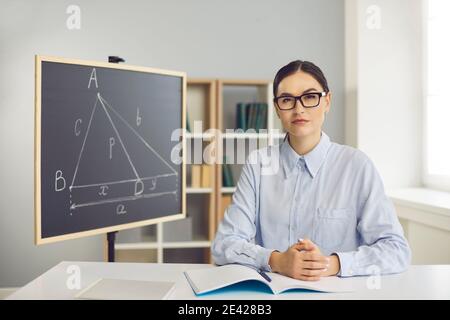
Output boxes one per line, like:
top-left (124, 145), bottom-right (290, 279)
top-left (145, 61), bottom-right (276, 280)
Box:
top-left (313, 208), bottom-right (352, 251)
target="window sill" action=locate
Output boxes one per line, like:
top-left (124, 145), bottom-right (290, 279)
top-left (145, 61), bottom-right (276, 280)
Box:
top-left (387, 188), bottom-right (450, 232)
top-left (387, 188), bottom-right (450, 218)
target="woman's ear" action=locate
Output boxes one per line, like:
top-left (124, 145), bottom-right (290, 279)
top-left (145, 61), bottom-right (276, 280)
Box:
top-left (274, 103), bottom-right (281, 118)
top-left (324, 91), bottom-right (332, 114)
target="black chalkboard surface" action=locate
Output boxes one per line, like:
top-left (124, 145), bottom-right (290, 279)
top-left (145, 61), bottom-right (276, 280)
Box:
top-left (35, 56), bottom-right (186, 244)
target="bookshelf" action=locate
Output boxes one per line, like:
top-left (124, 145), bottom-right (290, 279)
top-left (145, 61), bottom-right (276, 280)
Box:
top-left (115, 79), bottom-right (216, 264)
top-left (215, 79), bottom-right (286, 228)
top-left (114, 78), bottom-right (286, 263)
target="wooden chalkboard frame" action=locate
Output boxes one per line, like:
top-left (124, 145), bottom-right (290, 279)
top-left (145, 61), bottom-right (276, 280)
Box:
top-left (34, 55), bottom-right (187, 245)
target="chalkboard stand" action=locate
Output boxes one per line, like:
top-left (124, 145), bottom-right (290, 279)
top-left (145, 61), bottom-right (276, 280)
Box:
top-left (106, 231), bottom-right (118, 262)
top-left (105, 55), bottom-right (125, 262)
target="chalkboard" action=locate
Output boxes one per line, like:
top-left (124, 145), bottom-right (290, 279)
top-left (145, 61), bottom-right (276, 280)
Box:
top-left (35, 56), bottom-right (186, 244)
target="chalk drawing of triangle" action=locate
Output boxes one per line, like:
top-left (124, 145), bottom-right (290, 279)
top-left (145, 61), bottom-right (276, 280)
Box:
top-left (70, 93), bottom-right (177, 190)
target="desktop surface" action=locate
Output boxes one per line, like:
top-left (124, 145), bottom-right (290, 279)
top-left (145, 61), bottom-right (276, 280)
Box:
top-left (7, 261), bottom-right (450, 300)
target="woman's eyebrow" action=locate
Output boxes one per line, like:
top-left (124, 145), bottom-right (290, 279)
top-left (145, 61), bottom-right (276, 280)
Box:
top-left (278, 88), bottom-right (319, 96)
top-left (278, 92), bottom-right (293, 96)
top-left (302, 88), bottom-right (319, 94)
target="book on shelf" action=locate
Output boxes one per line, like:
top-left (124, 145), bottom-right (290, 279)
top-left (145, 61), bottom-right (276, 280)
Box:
top-left (247, 103), bottom-right (256, 130)
top-left (236, 103), bottom-right (247, 130)
top-left (191, 164), bottom-right (202, 188)
top-left (201, 164), bottom-right (212, 188)
top-left (247, 103), bottom-right (254, 130)
top-left (226, 163), bottom-right (234, 187)
top-left (222, 161), bottom-right (234, 187)
top-left (236, 102), bottom-right (268, 132)
top-left (186, 111), bottom-right (191, 132)
top-left (256, 103), bottom-right (267, 132)
top-left (190, 164), bottom-right (212, 188)
top-left (219, 195), bottom-right (233, 223)
top-left (185, 264), bottom-right (354, 295)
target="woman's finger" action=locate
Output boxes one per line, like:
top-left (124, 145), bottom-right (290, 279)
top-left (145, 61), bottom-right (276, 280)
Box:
top-left (301, 261), bottom-right (329, 270)
top-left (297, 275), bottom-right (321, 282)
top-left (298, 239), bottom-right (318, 251)
top-left (300, 251), bottom-right (330, 263)
top-left (300, 267), bottom-right (327, 277)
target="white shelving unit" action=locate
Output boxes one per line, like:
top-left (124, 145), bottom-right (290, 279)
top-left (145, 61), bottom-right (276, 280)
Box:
top-left (221, 187), bottom-right (237, 194)
top-left (215, 79), bottom-right (286, 226)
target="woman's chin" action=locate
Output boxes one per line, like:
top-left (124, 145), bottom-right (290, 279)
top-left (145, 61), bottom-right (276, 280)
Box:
top-left (288, 126), bottom-right (315, 138)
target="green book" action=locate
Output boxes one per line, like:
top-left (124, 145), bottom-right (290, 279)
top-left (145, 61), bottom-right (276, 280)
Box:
top-left (257, 103), bottom-right (267, 132)
top-left (226, 164), bottom-right (234, 186)
top-left (245, 103), bottom-right (252, 130)
top-left (249, 103), bottom-right (255, 130)
top-left (236, 103), bottom-right (246, 130)
top-left (222, 157), bottom-right (230, 187)
top-left (186, 112), bottom-right (191, 132)
top-left (222, 157), bottom-right (234, 187)
top-left (222, 166), bottom-right (228, 187)
top-left (250, 103), bottom-right (258, 129)
top-left (261, 103), bottom-right (268, 130)
top-left (255, 103), bottom-right (262, 131)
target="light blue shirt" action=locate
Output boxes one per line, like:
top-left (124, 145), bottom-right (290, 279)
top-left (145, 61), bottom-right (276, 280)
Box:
top-left (212, 132), bottom-right (411, 277)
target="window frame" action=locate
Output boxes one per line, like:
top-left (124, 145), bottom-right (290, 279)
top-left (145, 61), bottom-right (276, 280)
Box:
top-left (422, 0), bottom-right (450, 193)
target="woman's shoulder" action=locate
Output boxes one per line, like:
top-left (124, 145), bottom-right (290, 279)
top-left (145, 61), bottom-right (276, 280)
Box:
top-left (328, 140), bottom-right (372, 169)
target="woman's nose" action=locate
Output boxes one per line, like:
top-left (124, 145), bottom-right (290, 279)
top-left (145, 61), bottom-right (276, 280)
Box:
top-left (294, 99), bottom-right (306, 113)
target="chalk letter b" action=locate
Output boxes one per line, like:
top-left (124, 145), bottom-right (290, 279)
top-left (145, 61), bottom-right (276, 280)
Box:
top-left (55, 170), bottom-right (66, 192)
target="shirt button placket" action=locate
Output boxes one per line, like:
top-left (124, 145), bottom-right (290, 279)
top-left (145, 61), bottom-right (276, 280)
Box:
top-left (289, 159), bottom-right (303, 244)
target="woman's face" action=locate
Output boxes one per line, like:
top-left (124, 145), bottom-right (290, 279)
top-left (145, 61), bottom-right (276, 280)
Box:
top-left (275, 71), bottom-right (331, 139)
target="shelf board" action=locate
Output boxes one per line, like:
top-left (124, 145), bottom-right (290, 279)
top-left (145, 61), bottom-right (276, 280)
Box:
top-left (185, 132), bottom-right (215, 139)
top-left (221, 132), bottom-right (269, 139)
top-left (221, 187), bottom-right (237, 193)
top-left (115, 239), bottom-right (211, 250)
top-left (187, 187), bottom-right (213, 194)
top-left (115, 242), bottom-right (158, 250)
top-left (162, 240), bottom-right (211, 249)
top-left (220, 132), bottom-right (286, 139)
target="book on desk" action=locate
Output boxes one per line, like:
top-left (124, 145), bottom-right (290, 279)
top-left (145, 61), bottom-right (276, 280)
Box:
top-left (184, 264), bottom-right (354, 295)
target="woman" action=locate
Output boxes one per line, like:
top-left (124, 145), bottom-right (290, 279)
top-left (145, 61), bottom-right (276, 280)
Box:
top-left (211, 60), bottom-right (411, 281)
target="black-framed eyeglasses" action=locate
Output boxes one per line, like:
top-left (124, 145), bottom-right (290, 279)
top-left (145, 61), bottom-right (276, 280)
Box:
top-left (274, 92), bottom-right (327, 110)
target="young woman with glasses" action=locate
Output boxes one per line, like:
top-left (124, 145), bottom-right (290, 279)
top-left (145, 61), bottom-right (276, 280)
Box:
top-left (212, 60), bottom-right (411, 281)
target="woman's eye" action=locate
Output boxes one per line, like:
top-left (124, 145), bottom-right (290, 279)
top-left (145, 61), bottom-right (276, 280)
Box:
top-left (282, 97), bottom-right (293, 103)
top-left (304, 94), bottom-right (315, 100)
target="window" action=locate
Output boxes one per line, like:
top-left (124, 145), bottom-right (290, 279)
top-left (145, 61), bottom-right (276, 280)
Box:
top-left (424, 0), bottom-right (450, 192)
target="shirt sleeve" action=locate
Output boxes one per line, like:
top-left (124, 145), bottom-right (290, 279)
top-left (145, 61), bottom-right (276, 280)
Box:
top-left (211, 151), bottom-right (276, 272)
top-left (333, 158), bottom-right (412, 277)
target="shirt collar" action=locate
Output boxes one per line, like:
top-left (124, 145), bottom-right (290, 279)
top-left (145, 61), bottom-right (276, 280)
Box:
top-left (281, 131), bottom-right (331, 179)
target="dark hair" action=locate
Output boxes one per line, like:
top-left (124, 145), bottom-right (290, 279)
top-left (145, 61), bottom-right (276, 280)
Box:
top-left (273, 60), bottom-right (329, 98)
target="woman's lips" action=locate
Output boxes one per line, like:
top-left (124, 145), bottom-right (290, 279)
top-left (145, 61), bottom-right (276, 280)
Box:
top-left (292, 119), bottom-right (310, 125)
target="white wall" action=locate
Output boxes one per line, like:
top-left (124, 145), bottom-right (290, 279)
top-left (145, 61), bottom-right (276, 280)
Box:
top-left (0, 0), bottom-right (345, 286)
top-left (345, 0), bottom-right (423, 189)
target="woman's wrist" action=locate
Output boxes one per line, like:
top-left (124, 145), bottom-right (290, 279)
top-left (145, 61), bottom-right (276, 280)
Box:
top-left (327, 254), bottom-right (341, 276)
top-left (269, 250), bottom-right (282, 273)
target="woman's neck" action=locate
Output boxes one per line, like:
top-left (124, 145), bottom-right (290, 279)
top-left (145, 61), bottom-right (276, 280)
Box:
top-left (288, 131), bottom-right (322, 156)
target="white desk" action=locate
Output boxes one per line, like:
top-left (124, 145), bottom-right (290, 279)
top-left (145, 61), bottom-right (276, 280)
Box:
top-left (7, 261), bottom-right (450, 299)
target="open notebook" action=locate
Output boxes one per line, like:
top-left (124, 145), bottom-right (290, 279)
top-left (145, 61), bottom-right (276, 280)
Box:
top-left (185, 264), bottom-right (354, 295)
top-left (75, 278), bottom-right (176, 300)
